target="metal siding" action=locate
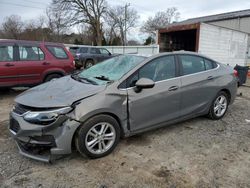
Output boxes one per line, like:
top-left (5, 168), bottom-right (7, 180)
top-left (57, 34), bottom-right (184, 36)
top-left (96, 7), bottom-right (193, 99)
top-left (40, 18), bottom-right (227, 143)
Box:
top-left (64, 44), bottom-right (160, 55)
top-left (209, 17), bottom-right (250, 34)
top-left (198, 23), bottom-right (248, 67)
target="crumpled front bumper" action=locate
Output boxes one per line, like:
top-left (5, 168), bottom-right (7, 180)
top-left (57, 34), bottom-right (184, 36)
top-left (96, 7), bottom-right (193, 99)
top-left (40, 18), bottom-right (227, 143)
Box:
top-left (9, 112), bottom-right (81, 162)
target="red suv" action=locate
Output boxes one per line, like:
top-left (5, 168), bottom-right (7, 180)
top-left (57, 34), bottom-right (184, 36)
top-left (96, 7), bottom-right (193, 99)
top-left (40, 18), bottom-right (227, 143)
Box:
top-left (0, 40), bottom-right (75, 88)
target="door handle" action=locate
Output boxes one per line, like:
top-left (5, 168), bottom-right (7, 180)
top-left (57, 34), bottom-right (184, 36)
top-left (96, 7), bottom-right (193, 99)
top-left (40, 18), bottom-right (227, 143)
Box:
top-left (5, 63), bottom-right (14, 67)
top-left (42, 62), bottom-right (50, 65)
top-left (168, 86), bottom-right (179, 91)
top-left (207, 76), bottom-right (214, 80)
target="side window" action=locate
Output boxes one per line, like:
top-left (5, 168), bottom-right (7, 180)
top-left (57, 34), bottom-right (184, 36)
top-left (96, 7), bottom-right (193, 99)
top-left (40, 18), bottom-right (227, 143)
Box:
top-left (204, 59), bottom-right (214, 70)
top-left (126, 72), bottom-right (139, 88)
top-left (0, 46), bottom-right (14, 62)
top-left (126, 56), bottom-right (176, 87)
top-left (19, 46), bottom-right (44, 61)
top-left (139, 56), bottom-right (176, 82)
top-left (80, 47), bottom-right (88, 53)
top-left (90, 48), bottom-right (101, 54)
top-left (100, 48), bottom-right (110, 55)
top-left (179, 55), bottom-right (205, 75)
top-left (47, 46), bottom-right (68, 59)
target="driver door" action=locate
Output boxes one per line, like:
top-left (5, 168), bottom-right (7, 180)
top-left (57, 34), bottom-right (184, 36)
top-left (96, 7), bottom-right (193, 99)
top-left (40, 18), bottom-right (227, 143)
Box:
top-left (126, 55), bottom-right (181, 131)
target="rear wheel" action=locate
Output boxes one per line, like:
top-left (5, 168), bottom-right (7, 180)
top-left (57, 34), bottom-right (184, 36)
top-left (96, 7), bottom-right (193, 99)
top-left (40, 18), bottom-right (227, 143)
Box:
top-left (208, 91), bottom-right (229, 120)
top-left (0, 87), bottom-right (11, 92)
top-left (44, 74), bottom-right (62, 82)
top-left (85, 60), bottom-right (94, 69)
top-left (75, 115), bottom-right (120, 159)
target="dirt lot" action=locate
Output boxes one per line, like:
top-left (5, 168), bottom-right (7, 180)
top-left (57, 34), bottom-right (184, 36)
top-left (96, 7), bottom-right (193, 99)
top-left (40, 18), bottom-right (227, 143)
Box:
top-left (0, 81), bottom-right (250, 188)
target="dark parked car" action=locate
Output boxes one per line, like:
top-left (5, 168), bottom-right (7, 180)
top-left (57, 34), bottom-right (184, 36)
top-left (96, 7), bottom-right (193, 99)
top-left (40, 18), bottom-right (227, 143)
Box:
top-left (9, 52), bottom-right (237, 162)
top-left (0, 40), bottom-right (75, 88)
top-left (74, 46), bottom-right (114, 69)
top-left (68, 46), bottom-right (79, 57)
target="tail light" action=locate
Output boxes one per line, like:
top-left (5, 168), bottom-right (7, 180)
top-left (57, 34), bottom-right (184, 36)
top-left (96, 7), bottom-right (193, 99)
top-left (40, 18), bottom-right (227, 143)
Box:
top-left (233, 70), bottom-right (238, 77)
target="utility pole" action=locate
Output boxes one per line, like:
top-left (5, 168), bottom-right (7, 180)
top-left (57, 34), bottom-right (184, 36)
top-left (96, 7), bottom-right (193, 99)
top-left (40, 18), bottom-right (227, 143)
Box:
top-left (124, 3), bottom-right (130, 46)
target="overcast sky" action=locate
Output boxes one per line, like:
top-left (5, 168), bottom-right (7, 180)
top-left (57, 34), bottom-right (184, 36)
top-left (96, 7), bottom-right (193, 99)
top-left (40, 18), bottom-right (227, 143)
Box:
top-left (1, 0), bottom-right (250, 41)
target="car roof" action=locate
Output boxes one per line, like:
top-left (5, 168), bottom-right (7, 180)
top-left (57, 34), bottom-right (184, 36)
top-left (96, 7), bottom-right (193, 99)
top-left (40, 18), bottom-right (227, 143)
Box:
top-left (0, 39), bottom-right (64, 46)
top-left (149, 51), bottom-right (215, 61)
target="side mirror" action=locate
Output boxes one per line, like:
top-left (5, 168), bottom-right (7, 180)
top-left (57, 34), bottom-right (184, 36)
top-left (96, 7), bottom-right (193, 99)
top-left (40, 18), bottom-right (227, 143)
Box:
top-left (135, 78), bottom-right (155, 92)
top-left (108, 52), bottom-right (112, 56)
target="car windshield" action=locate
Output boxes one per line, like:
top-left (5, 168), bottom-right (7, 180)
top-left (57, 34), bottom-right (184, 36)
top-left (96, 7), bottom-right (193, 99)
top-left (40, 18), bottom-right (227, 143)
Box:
top-left (77, 55), bottom-right (146, 85)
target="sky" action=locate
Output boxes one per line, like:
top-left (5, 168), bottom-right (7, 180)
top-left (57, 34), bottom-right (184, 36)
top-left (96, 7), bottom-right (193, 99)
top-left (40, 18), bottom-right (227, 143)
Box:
top-left (1, 0), bottom-right (250, 42)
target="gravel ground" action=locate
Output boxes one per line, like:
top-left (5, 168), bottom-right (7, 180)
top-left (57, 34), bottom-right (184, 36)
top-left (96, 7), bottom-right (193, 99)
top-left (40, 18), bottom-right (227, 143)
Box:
top-left (0, 80), bottom-right (250, 188)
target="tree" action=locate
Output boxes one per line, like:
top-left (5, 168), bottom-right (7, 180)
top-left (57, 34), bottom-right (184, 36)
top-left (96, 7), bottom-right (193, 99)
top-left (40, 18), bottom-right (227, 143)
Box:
top-left (104, 8), bottom-right (120, 45)
top-left (106, 5), bottom-right (139, 46)
top-left (52, 0), bottom-right (107, 46)
top-left (21, 19), bottom-right (54, 41)
top-left (141, 7), bottom-right (180, 36)
top-left (46, 4), bottom-right (70, 42)
top-left (1, 15), bottom-right (23, 39)
top-left (144, 36), bottom-right (155, 45)
top-left (77, 24), bottom-right (96, 45)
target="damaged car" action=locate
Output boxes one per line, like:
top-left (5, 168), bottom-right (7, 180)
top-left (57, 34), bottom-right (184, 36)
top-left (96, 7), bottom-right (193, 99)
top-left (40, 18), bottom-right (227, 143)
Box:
top-left (9, 52), bottom-right (238, 162)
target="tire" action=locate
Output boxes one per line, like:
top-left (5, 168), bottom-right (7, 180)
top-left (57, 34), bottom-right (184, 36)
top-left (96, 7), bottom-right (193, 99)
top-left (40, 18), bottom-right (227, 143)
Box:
top-left (75, 64), bottom-right (82, 69)
top-left (0, 87), bottom-right (11, 92)
top-left (208, 91), bottom-right (229, 120)
top-left (84, 60), bottom-right (94, 69)
top-left (75, 115), bottom-right (120, 159)
top-left (44, 74), bottom-right (62, 82)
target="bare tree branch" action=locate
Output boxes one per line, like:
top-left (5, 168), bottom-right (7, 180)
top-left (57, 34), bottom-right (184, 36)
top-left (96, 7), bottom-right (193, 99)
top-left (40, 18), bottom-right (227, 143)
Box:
top-left (106, 5), bottom-right (139, 45)
top-left (141, 7), bottom-right (180, 36)
top-left (52, 0), bottom-right (107, 45)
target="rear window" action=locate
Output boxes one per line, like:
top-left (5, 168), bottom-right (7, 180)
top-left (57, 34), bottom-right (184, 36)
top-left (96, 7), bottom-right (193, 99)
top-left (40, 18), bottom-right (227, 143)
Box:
top-left (47, 46), bottom-right (68, 59)
top-left (0, 46), bottom-right (14, 62)
top-left (179, 55), bottom-right (206, 75)
top-left (204, 59), bottom-right (214, 70)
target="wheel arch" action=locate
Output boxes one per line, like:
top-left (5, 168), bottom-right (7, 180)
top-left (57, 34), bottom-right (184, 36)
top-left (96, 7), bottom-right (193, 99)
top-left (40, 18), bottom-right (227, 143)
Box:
top-left (220, 88), bottom-right (231, 103)
top-left (42, 70), bottom-right (65, 82)
top-left (71, 112), bottom-right (124, 150)
top-left (85, 58), bottom-right (96, 64)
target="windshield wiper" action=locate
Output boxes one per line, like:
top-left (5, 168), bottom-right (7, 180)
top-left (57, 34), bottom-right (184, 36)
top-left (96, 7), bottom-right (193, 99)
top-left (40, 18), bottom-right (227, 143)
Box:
top-left (94, 75), bottom-right (111, 81)
top-left (71, 74), bottom-right (97, 85)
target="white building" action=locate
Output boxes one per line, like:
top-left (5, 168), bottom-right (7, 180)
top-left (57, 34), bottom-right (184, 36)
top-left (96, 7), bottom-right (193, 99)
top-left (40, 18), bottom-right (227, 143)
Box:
top-left (158, 9), bottom-right (250, 67)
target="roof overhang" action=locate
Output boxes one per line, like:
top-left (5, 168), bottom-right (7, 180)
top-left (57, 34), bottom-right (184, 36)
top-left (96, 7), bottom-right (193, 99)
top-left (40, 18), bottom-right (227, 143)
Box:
top-left (158, 23), bottom-right (200, 33)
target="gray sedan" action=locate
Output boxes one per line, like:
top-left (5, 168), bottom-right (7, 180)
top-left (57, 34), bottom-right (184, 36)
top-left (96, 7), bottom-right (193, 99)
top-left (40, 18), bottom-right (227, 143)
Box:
top-left (9, 52), bottom-right (237, 162)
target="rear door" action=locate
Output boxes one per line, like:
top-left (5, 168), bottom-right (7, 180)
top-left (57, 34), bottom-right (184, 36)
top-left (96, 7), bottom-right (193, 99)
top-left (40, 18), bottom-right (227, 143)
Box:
top-left (127, 55), bottom-right (181, 131)
top-left (0, 43), bottom-right (19, 87)
top-left (16, 44), bottom-right (46, 85)
top-left (178, 54), bottom-right (218, 116)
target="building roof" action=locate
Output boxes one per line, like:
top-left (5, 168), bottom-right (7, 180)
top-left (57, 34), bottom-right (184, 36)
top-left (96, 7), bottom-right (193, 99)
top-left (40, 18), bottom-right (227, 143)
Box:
top-left (163, 9), bottom-right (250, 28)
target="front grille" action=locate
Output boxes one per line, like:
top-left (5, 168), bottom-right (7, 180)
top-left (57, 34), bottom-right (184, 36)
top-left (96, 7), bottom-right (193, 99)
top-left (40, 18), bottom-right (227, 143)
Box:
top-left (13, 104), bottom-right (29, 115)
top-left (10, 117), bottom-right (20, 133)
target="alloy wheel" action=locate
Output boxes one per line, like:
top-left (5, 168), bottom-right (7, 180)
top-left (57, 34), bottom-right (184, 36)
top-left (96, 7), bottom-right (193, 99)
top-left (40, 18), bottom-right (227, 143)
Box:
top-left (213, 95), bottom-right (227, 117)
top-left (85, 122), bottom-right (116, 155)
top-left (85, 62), bottom-right (93, 68)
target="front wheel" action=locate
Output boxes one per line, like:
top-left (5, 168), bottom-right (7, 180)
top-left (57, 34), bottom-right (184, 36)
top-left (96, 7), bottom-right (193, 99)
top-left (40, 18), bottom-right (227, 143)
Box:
top-left (75, 115), bottom-right (120, 159)
top-left (208, 91), bottom-right (229, 120)
top-left (84, 60), bottom-right (94, 69)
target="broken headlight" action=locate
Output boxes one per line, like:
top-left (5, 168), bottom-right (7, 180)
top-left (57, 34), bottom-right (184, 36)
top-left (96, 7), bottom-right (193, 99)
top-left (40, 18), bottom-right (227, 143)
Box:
top-left (23, 107), bottom-right (72, 125)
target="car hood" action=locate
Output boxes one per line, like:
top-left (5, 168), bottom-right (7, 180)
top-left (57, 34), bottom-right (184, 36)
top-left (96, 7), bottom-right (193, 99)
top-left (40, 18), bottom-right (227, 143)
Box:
top-left (15, 76), bottom-right (106, 108)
